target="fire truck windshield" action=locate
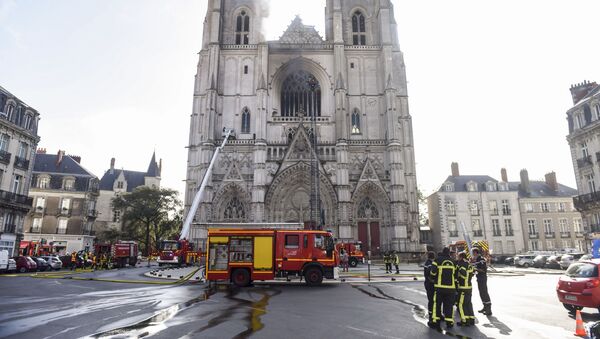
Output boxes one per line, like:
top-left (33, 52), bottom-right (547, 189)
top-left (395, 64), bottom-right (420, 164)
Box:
top-left (161, 241), bottom-right (179, 251)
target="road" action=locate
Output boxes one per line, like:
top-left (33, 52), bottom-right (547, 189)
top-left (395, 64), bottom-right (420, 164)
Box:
top-left (0, 265), bottom-right (593, 338)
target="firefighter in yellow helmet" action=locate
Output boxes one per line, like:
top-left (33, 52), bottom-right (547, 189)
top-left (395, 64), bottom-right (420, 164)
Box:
top-left (456, 251), bottom-right (475, 326)
top-left (70, 251), bottom-right (77, 271)
top-left (430, 247), bottom-right (457, 330)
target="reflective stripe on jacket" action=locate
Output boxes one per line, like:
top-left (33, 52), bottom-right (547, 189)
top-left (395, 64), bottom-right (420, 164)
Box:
top-left (430, 256), bottom-right (456, 289)
top-left (456, 261), bottom-right (474, 290)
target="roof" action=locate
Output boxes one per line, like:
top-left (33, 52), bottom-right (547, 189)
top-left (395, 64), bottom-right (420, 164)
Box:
top-left (509, 180), bottom-right (578, 198)
top-left (438, 175), bottom-right (499, 192)
top-left (99, 169), bottom-right (147, 192)
top-left (146, 152), bottom-right (160, 177)
top-left (33, 154), bottom-right (95, 177)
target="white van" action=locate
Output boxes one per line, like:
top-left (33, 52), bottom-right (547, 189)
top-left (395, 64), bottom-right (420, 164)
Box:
top-left (0, 250), bottom-right (8, 273)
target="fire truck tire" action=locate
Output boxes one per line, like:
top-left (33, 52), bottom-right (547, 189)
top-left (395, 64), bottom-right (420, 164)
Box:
top-left (304, 267), bottom-right (323, 286)
top-left (232, 269), bottom-right (250, 287)
top-left (349, 258), bottom-right (358, 267)
top-left (129, 258), bottom-right (137, 267)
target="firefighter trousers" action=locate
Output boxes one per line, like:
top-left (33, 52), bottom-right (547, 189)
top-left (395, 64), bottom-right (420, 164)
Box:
top-left (425, 282), bottom-right (434, 322)
top-left (433, 288), bottom-right (456, 324)
top-left (477, 276), bottom-right (491, 304)
top-left (457, 290), bottom-right (475, 322)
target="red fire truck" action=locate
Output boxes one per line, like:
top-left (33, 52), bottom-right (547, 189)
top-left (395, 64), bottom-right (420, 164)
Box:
top-left (336, 241), bottom-right (365, 267)
top-left (206, 228), bottom-right (339, 287)
top-left (20, 240), bottom-right (52, 256)
top-left (156, 238), bottom-right (201, 266)
top-left (94, 241), bottom-right (138, 268)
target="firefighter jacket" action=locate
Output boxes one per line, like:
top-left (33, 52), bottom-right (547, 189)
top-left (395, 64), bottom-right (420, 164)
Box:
top-left (473, 255), bottom-right (487, 279)
top-left (393, 253), bottom-right (400, 265)
top-left (423, 259), bottom-right (434, 285)
top-left (430, 255), bottom-right (456, 289)
top-left (456, 260), bottom-right (474, 290)
top-left (383, 254), bottom-right (391, 264)
top-left (71, 253), bottom-right (77, 262)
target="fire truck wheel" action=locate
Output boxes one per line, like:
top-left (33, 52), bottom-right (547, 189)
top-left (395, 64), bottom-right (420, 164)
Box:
top-left (304, 267), bottom-right (323, 286)
top-left (232, 269), bottom-right (250, 287)
top-left (349, 258), bottom-right (358, 267)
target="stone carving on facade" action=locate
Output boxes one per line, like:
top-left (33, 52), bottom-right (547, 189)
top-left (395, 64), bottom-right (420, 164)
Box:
top-left (279, 16), bottom-right (324, 44)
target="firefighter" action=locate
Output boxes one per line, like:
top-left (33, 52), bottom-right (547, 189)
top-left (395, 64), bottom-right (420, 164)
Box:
top-left (423, 251), bottom-right (436, 327)
top-left (430, 247), bottom-right (457, 330)
top-left (456, 251), bottom-right (475, 326)
top-left (100, 253), bottom-right (107, 270)
top-left (472, 247), bottom-right (492, 315)
top-left (70, 251), bottom-right (77, 271)
top-left (393, 250), bottom-right (400, 274)
top-left (91, 254), bottom-right (97, 271)
top-left (383, 252), bottom-right (392, 273)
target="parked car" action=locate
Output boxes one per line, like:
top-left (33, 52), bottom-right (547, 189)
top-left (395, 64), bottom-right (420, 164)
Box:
top-left (0, 250), bottom-right (8, 273)
top-left (504, 256), bottom-right (516, 266)
top-left (59, 255), bottom-right (90, 269)
top-left (41, 255), bottom-right (63, 270)
top-left (533, 255), bottom-right (549, 268)
top-left (579, 254), bottom-right (593, 262)
top-left (546, 255), bottom-right (563, 269)
top-left (13, 256), bottom-right (37, 273)
top-left (515, 254), bottom-right (536, 268)
top-left (556, 259), bottom-right (600, 313)
top-left (32, 257), bottom-right (50, 271)
top-left (560, 253), bottom-right (586, 270)
top-left (7, 258), bottom-right (16, 273)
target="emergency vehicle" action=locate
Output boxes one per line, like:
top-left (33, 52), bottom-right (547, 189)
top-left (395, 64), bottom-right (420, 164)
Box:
top-left (157, 238), bottom-right (201, 266)
top-left (449, 240), bottom-right (491, 261)
top-left (94, 241), bottom-right (138, 268)
top-left (19, 240), bottom-right (51, 257)
top-left (336, 241), bottom-right (364, 267)
top-left (206, 228), bottom-right (339, 287)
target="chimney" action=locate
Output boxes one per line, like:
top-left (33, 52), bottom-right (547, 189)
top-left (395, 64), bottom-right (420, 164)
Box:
top-left (520, 169), bottom-right (530, 194)
top-left (451, 162), bottom-right (460, 176)
top-left (110, 158), bottom-right (115, 174)
top-left (545, 171), bottom-right (558, 192)
top-left (69, 155), bottom-right (81, 164)
top-left (501, 168), bottom-right (508, 182)
top-left (56, 150), bottom-right (65, 167)
top-left (36, 148), bottom-right (46, 154)
top-left (570, 80), bottom-right (598, 104)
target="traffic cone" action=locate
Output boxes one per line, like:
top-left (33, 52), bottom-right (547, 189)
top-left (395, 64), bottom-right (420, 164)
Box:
top-left (574, 309), bottom-right (586, 337)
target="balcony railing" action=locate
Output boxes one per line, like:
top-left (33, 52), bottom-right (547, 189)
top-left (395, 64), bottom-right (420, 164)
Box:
top-left (573, 192), bottom-right (600, 211)
top-left (14, 156), bottom-right (29, 170)
top-left (577, 155), bottom-right (593, 168)
top-left (505, 230), bottom-right (514, 236)
top-left (0, 150), bottom-right (10, 165)
top-left (0, 189), bottom-right (33, 208)
top-left (545, 232), bottom-right (555, 238)
top-left (529, 233), bottom-right (539, 239)
top-left (87, 209), bottom-right (98, 218)
top-left (576, 232), bottom-right (584, 237)
top-left (560, 232), bottom-right (571, 238)
top-left (502, 209), bottom-right (511, 216)
top-left (29, 227), bottom-right (41, 233)
top-left (57, 228), bottom-right (67, 234)
top-left (449, 231), bottom-right (459, 237)
top-left (3, 224), bottom-right (16, 233)
top-left (473, 230), bottom-right (483, 237)
top-left (493, 231), bottom-right (502, 237)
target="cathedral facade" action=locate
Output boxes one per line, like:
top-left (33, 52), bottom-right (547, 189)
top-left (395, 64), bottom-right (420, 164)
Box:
top-left (186, 0), bottom-right (420, 254)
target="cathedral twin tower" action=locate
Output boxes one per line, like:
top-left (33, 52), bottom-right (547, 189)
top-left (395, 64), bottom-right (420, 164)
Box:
top-left (186, 0), bottom-right (420, 254)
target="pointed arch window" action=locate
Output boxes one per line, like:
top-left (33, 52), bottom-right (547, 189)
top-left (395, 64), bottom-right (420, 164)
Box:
top-left (357, 197), bottom-right (379, 218)
top-left (224, 197), bottom-right (246, 220)
top-left (351, 108), bottom-right (361, 134)
top-left (352, 11), bottom-right (366, 46)
top-left (235, 10), bottom-right (250, 45)
top-left (280, 70), bottom-right (321, 117)
top-left (241, 107), bottom-right (250, 134)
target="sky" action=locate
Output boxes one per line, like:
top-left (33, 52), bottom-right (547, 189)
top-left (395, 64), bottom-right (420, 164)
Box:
top-left (1, 0), bottom-right (600, 199)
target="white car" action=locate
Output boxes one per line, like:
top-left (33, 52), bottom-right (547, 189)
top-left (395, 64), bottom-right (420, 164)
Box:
top-left (559, 253), bottom-right (586, 270)
top-left (41, 256), bottom-right (63, 270)
top-left (514, 254), bottom-right (536, 268)
top-left (7, 258), bottom-right (16, 273)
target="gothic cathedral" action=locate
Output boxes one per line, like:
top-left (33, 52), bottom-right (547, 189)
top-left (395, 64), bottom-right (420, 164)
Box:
top-left (186, 0), bottom-right (420, 254)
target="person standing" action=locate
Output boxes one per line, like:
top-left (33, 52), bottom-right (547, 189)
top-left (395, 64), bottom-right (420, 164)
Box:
top-left (340, 248), bottom-right (349, 272)
top-left (70, 251), bottom-right (77, 271)
top-left (423, 251), bottom-right (436, 327)
top-left (472, 247), bottom-right (492, 315)
top-left (393, 251), bottom-right (400, 274)
top-left (456, 251), bottom-right (475, 326)
top-left (430, 247), bottom-right (457, 330)
top-left (383, 251), bottom-right (392, 273)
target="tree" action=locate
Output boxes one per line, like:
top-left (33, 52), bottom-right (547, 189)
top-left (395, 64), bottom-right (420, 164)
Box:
top-left (417, 188), bottom-right (429, 227)
top-left (111, 187), bottom-right (181, 256)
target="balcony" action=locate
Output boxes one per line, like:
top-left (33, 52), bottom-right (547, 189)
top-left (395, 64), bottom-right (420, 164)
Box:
top-left (14, 156), bottom-right (29, 170)
top-left (0, 189), bottom-right (33, 211)
top-left (590, 224), bottom-right (600, 233)
top-left (473, 230), bottom-right (483, 237)
top-left (505, 230), bottom-right (514, 236)
top-left (2, 224), bottom-right (16, 233)
top-left (576, 232), bottom-right (584, 238)
top-left (545, 232), bottom-right (556, 238)
top-left (573, 192), bottom-right (600, 212)
top-left (502, 209), bottom-right (511, 216)
top-left (0, 150), bottom-right (10, 165)
top-left (560, 232), bottom-right (571, 238)
top-left (529, 233), bottom-right (539, 239)
top-left (448, 231), bottom-right (459, 237)
top-left (492, 231), bottom-right (502, 237)
top-left (29, 227), bottom-right (41, 233)
top-left (577, 155), bottom-right (593, 168)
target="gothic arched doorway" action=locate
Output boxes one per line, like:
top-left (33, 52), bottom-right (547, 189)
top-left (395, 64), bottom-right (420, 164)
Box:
top-left (352, 181), bottom-right (389, 256)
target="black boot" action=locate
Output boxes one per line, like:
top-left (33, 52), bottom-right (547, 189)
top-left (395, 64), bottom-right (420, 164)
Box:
top-left (483, 304), bottom-right (492, 315)
top-left (478, 307), bottom-right (485, 313)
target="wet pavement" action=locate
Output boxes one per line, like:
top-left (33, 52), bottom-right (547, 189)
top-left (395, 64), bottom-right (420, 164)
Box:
top-left (0, 264), bottom-right (590, 338)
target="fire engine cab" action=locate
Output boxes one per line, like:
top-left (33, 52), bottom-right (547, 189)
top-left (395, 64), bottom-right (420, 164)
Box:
top-left (206, 228), bottom-right (339, 287)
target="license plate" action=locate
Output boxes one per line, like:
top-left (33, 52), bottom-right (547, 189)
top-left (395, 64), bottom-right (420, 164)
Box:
top-left (565, 295), bottom-right (578, 301)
